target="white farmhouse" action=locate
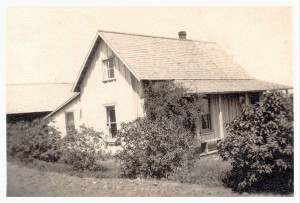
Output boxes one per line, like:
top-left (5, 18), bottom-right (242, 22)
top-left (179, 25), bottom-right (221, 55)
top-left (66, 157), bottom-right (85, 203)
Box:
top-left (46, 30), bottom-right (291, 153)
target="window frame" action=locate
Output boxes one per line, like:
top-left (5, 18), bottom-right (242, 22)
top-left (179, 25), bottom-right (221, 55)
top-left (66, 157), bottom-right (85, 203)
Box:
top-left (102, 57), bottom-right (115, 82)
top-left (200, 96), bottom-right (212, 132)
top-left (65, 111), bottom-right (75, 134)
top-left (106, 106), bottom-right (117, 138)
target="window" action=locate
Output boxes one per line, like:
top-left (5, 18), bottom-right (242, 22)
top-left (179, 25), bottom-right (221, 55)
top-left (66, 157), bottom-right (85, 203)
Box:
top-left (65, 112), bottom-right (75, 134)
top-left (201, 97), bottom-right (211, 131)
top-left (249, 92), bottom-right (260, 104)
top-left (103, 57), bottom-right (114, 80)
top-left (239, 94), bottom-right (246, 111)
top-left (106, 106), bottom-right (117, 138)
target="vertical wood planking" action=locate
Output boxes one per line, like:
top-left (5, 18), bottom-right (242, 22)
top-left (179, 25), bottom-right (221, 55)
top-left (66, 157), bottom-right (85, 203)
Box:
top-left (232, 95), bottom-right (237, 118)
top-left (229, 96), bottom-right (233, 121)
top-left (107, 44), bottom-right (112, 57)
top-left (245, 93), bottom-right (250, 106)
top-left (218, 95), bottom-right (224, 139)
top-left (215, 95), bottom-right (220, 138)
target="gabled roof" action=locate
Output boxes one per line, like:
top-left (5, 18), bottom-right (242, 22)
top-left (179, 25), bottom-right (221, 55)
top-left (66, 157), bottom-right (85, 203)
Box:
top-left (7, 83), bottom-right (77, 114)
top-left (175, 79), bottom-right (292, 94)
top-left (72, 30), bottom-right (252, 92)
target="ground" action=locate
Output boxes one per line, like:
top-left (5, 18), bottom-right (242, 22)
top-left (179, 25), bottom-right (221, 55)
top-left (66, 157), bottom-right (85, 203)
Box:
top-left (6, 162), bottom-right (284, 197)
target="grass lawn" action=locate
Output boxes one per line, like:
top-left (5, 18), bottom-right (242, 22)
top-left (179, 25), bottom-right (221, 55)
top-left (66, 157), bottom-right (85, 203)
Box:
top-left (6, 155), bottom-right (290, 197)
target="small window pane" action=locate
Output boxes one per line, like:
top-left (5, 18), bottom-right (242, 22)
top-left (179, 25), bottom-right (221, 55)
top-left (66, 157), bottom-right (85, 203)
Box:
top-left (108, 58), bottom-right (113, 68)
top-left (65, 112), bottom-right (75, 134)
top-left (66, 112), bottom-right (74, 126)
top-left (109, 68), bottom-right (114, 78)
top-left (109, 109), bottom-right (116, 122)
top-left (111, 123), bottom-right (117, 138)
top-left (249, 92), bottom-right (260, 104)
top-left (201, 97), bottom-right (211, 130)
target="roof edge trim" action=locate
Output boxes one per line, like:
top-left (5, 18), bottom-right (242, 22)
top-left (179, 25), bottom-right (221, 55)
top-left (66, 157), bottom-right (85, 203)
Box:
top-left (98, 31), bottom-right (141, 81)
top-left (72, 32), bottom-right (100, 92)
top-left (44, 93), bottom-right (80, 119)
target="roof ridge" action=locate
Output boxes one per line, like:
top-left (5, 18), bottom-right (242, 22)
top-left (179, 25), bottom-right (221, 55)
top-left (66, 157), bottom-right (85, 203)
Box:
top-left (98, 29), bottom-right (215, 44)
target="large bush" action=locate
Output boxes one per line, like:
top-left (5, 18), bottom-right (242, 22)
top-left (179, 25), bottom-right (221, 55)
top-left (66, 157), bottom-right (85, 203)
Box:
top-left (7, 119), bottom-right (62, 162)
top-left (143, 81), bottom-right (203, 132)
top-left (115, 81), bottom-right (203, 179)
top-left (59, 125), bottom-right (108, 171)
top-left (116, 117), bottom-right (196, 179)
top-left (218, 92), bottom-right (293, 193)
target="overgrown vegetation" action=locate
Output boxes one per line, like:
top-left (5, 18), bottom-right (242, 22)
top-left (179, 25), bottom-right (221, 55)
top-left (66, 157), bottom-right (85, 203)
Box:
top-left (116, 81), bottom-right (203, 179)
top-left (7, 119), bottom-right (62, 162)
top-left (116, 118), bottom-right (196, 179)
top-left (7, 120), bottom-right (109, 171)
top-left (143, 80), bottom-right (203, 131)
top-left (218, 92), bottom-right (294, 194)
top-left (59, 125), bottom-right (108, 171)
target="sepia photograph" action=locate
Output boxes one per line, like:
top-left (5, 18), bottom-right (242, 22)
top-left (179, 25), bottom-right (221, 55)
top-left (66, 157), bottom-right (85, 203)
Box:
top-left (3, 1), bottom-right (299, 200)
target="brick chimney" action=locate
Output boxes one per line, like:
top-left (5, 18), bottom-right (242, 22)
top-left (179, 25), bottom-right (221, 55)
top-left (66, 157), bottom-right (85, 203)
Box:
top-left (178, 31), bottom-right (187, 39)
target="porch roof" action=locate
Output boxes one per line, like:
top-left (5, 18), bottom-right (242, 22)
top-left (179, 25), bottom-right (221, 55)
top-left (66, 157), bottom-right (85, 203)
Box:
top-left (174, 79), bottom-right (292, 94)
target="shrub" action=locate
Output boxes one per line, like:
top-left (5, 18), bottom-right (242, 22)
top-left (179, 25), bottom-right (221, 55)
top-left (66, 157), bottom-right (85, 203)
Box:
top-left (218, 92), bottom-right (294, 194)
top-left (115, 81), bottom-right (203, 179)
top-left (143, 80), bottom-right (203, 133)
top-left (115, 117), bottom-right (196, 179)
top-left (59, 125), bottom-right (108, 171)
top-left (7, 119), bottom-right (62, 162)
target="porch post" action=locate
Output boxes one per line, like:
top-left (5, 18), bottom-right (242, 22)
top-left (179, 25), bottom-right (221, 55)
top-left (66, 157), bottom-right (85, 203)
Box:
top-left (245, 93), bottom-right (250, 106)
top-left (218, 95), bottom-right (224, 139)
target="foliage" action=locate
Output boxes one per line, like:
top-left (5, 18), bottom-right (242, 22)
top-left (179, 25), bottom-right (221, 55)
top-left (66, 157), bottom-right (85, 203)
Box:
top-left (115, 81), bottom-right (204, 179)
top-left (217, 92), bottom-right (294, 194)
top-left (143, 80), bottom-right (203, 133)
top-left (116, 117), bottom-right (196, 179)
top-left (169, 156), bottom-right (232, 187)
top-left (7, 119), bottom-right (62, 162)
top-left (59, 125), bottom-right (108, 171)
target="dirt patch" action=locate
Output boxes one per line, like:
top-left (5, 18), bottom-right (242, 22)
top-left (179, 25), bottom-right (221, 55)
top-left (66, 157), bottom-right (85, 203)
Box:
top-left (6, 162), bottom-right (283, 197)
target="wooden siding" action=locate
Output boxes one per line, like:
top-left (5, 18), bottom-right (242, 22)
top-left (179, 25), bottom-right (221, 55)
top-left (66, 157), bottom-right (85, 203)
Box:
top-left (197, 94), bottom-right (243, 142)
top-left (78, 40), bottom-right (144, 142)
top-left (220, 94), bottom-right (242, 137)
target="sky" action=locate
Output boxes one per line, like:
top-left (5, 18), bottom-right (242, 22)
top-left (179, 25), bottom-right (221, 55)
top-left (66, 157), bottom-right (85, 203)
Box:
top-left (6, 7), bottom-right (293, 86)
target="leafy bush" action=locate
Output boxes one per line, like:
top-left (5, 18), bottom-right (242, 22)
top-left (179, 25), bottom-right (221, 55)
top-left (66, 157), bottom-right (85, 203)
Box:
top-left (218, 92), bottom-right (293, 194)
top-left (143, 80), bottom-right (203, 133)
top-left (59, 125), bottom-right (108, 171)
top-left (115, 81), bottom-right (203, 179)
top-left (116, 118), bottom-right (196, 179)
top-left (7, 119), bottom-right (62, 162)
top-left (169, 156), bottom-right (232, 187)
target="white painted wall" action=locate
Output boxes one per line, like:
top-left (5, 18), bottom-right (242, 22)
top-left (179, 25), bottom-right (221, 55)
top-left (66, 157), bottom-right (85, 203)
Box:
top-left (49, 38), bottom-right (147, 153)
top-left (49, 39), bottom-right (143, 153)
top-left (79, 38), bottom-right (144, 135)
top-left (49, 96), bottom-right (82, 137)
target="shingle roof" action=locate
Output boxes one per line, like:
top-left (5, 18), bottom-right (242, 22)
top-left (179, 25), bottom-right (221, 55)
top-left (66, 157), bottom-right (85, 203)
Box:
top-left (73, 30), bottom-right (292, 93)
top-left (100, 30), bottom-right (252, 80)
top-left (72, 30), bottom-right (253, 92)
top-left (7, 83), bottom-right (77, 114)
top-left (175, 79), bottom-right (292, 94)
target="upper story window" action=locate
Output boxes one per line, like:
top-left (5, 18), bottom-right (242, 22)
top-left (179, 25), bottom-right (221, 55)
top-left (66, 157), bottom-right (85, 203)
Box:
top-left (103, 57), bottom-right (115, 81)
